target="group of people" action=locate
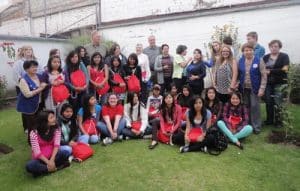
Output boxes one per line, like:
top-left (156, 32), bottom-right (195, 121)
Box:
top-left (13, 30), bottom-right (290, 177)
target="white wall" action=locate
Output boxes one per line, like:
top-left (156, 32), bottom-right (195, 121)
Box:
top-left (0, 37), bottom-right (72, 94)
top-left (101, 5), bottom-right (300, 63)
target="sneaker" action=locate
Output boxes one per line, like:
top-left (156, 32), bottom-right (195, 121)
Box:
top-left (103, 137), bottom-right (112, 145)
top-left (118, 135), bottom-right (123, 141)
top-left (68, 155), bottom-right (74, 163)
top-left (24, 129), bottom-right (28, 134)
top-left (169, 134), bottom-right (174, 146)
top-left (143, 134), bottom-right (152, 139)
top-left (179, 146), bottom-right (189, 153)
top-left (201, 146), bottom-right (208, 153)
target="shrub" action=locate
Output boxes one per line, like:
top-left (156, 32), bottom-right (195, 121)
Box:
top-left (0, 75), bottom-right (7, 105)
top-left (289, 64), bottom-right (300, 104)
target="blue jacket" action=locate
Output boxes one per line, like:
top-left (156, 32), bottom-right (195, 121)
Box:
top-left (17, 74), bottom-right (41, 114)
top-left (254, 44), bottom-right (265, 59)
top-left (238, 56), bottom-right (261, 94)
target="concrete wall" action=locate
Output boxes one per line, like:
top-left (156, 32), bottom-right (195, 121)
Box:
top-left (100, 4), bottom-right (300, 64)
top-left (0, 36), bottom-right (72, 95)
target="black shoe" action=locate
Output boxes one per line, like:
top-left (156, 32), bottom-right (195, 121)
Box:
top-left (263, 121), bottom-right (273, 125)
top-left (148, 141), bottom-right (158, 150)
top-left (57, 161), bottom-right (70, 170)
top-left (179, 146), bottom-right (189, 153)
top-left (253, 129), bottom-right (261, 135)
top-left (236, 143), bottom-right (244, 150)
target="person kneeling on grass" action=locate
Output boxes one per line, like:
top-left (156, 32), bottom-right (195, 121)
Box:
top-left (122, 92), bottom-right (152, 139)
top-left (217, 91), bottom-right (253, 150)
top-left (179, 96), bottom-right (212, 153)
top-left (26, 110), bottom-right (70, 177)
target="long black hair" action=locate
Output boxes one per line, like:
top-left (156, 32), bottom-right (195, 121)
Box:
top-left (160, 93), bottom-right (175, 122)
top-left (66, 50), bottom-right (80, 73)
top-left (127, 92), bottom-right (144, 121)
top-left (110, 55), bottom-right (122, 71)
top-left (47, 55), bottom-right (62, 73)
top-left (229, 91), bottom-right (242, 106)
top-left (177, 85), bottom-right (193, 107)
top-left (59, 103), bottom-right (78, 140)
top-left (75, 46), bottom-right (90, 66)
top-left (127, 53), bottom-right (138, 67)
top-left (35, 110), bottom-right (59, 142)
top-left (188, 96), bottom-right (207, 127)
top-left (90, 52), bottom-right (104, 71)
top-left (204, 87), bottom-right (220, 108)
top-left (82, 94), bottom-right (95, 122)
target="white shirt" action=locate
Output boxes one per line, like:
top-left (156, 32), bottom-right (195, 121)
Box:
top-left (124, 102), bottom-right (148, 132)
top-left (137, 53), bottom-right (151, 82)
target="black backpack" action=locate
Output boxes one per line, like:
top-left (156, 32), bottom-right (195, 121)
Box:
top-left (204, 127), bottom-right (228, 155)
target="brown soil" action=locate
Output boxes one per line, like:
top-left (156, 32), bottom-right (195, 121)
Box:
top-left (268, 130), bottom-right (300, 147)
top-left (0, 143), bottom-right (14, 155)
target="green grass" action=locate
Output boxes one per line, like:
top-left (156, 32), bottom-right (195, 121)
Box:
top-left (0, 106), bottom-right (300, 191)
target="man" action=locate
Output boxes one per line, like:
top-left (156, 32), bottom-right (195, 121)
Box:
top-left (246, 31), bottom-right (265, 59)
top-left (143, 35), bottom-right (160, 84)
top-left (85, 30), bottom-right (107, 58)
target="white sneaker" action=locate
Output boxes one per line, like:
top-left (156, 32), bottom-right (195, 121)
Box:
top-left (118, 135), bottom-right (123, 141)
top-left (68, 155), bottom-right (74, 163)
top-left (103, 137), bottom-right (111, 145)
top-left (125, 136), bottom-right (130, 140)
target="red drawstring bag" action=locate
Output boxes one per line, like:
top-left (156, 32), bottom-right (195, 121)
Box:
top-left (70, 70), bottom-right (86, 88)
top-left (92, 70), bottom-right (110, 96)
top-left (229, 116), bottom-right (242, 130)
top-left (157, 122), bottom-right (173, 144)
top-left (51, 76), bottom-right (70, 104)
top-left (188, 128), bottom-right (203, 143)
top-left (127, 74), bottom-right (141, 93)
top-left (131, 121), bottom-right (142, 131)
top-left (181, 107), bottom-right (188, 121)
top-left (142, 71), bottom-right (147, 81)
top-left (82, 118), bottom-right (98, 135)
top-left (72, 142), bottom-right (94, 162)
top-left (149, 106), bottom-right (160, 118)
top-left (112, 73), bottom-right (126, 94)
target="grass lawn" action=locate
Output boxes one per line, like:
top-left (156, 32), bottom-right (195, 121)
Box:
top-left (0, 105), bottom-right (300, 191)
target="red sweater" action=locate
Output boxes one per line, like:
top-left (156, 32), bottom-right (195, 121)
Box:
top-left (159, 104), bottom-right (182, 133)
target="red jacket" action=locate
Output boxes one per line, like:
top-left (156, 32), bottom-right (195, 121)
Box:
top-left (159, 104), bottom-right (182, 134)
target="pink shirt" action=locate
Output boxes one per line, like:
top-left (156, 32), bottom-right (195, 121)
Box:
top-left (29, 129), bottom-right (61, 159)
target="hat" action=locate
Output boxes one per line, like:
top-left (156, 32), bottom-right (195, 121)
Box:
top-left (153, 84), bottom-right (161, 90)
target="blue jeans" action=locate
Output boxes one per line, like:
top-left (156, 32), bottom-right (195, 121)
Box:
top-left (59, 145), bottom-right (72, 157)
top-left (97, 118), bottom-right (126, 138)
top-left (26, 150), bottom-right (69, 177)
top-left (78, 134), bottom-right (99, 144)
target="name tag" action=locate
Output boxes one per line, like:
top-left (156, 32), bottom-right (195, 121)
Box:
top-left (253, 64), bottom-right (258, 68)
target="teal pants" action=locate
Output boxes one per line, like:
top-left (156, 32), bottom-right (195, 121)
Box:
top-left (217, 120), bottom-right (253, 144)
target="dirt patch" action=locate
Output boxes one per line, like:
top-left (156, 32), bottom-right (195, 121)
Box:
top-left (268, 130), bottom-right (300, 147)
top-left (0, 143), bottom-right (14, 155)
top-left (0, 99), bottom-right (16, 110)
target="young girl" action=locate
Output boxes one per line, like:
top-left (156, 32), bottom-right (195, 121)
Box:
top-left (108, 56), bottom-right (127, 103)
top-left (179, 96), bottom-right (212, 153)
top-left (57, 103), bottom-right (79, 157)
top-left (87, 52), bottom-right (109, 104)
top-left (26, 110), bottom-right (70, 177)
top-left (98, 93), bottom-right (126, 145)
top-left (146, 84), bottom-right (163, 121)
top-left (170, 83), bottom-right (178, 104)
top-left (149, 93), bottom-right (182, 149)
top-left (204, 87), bottom-right (223, 126)
top-left (122, 92), bottom-right (151, 139)
top-left (123, 53), bottom-right (142, 94)
top-left (17, 60), bottom-right (47, 134)
top-left (214, 45), bottom-right (238, 103)
top-left (217, 92), bottom-right (253, 149)
top-left (75, 46), bottom-right (90, 67)
top-left (65, 50), bottom-right (89, 113)
top-left (77, 94), bottom-right (101, 144)
top-left (43, 56), bottom-right (69, 113)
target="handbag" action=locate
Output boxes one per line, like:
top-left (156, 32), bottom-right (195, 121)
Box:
top-left (72, 142), bottom-right (94, 161)
top-left (82, 118), bottom-right (98, 135)
top-left (127, 74), bottom-right (141, 93)
top-left (51, 75), bottom-right (69, 104)
top-left (188, 128), bottom-right (203, 143)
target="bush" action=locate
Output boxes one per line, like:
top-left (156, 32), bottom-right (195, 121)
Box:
top-left (289, 64), bottom-right (300, 104)
top-left (0, 75), bottom-right (7, 105)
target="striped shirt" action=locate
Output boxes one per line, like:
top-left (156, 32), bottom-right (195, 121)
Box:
top-left (29, 129), bottom-right (61, 159)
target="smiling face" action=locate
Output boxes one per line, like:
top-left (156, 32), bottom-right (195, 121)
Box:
top-left (193, 50), bottom-right (202, 60)
top-left (207, 89), bottom-right (216, 101)
top-left (112, 58), bottom-right (120, 67)
top-left (243, 47), bottom-right (254, 59)
top-left (71, 54), bottom-right (79, 64)
top-left (93, 54), bottom-right (101, 65)
top-left (51, 57), bottom-right (61, 71)
top-left (133, 93), bottom-right (139, 105)
top-left (162, 45), bottom-right (169, 55)
top-left (221, 46), bottom-right (231, 58)
top-left (164, 94), bottom-right (173, 106)
top-left (230, 94), bottom-right (241, 106)
top-left (148, 36), bottom-right (156, 47)
top-left (212, 42), bottom-right (220, 52)
top-left (108, 94), bottom-right (118, 107)
top-left (80, 48), bottom-right (85, 58)
top-left (182, 87), bottom-right (190, 97)
top-left (269, 42), bottom-right (281, 55)
top-left (128, 57), bottom-right (136, 65)
top-left (194, 98), bottom-right (203, 112)
top-left (89, 96), bottom-right (97, 106)
top-left (27, 65), bottom-right (38, 75)
top-left (62, 107), bottom-right (73, 119)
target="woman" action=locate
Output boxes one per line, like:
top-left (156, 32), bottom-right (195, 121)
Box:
top-left (136, 43), bottom-right (151, 104)
top-left (98, 93), bottom-right (126, 145)
top-left (26, 110), bottom-right (70, 177)
top-left (105, 43), bottom-right (127, 66)
top-left (17, 60), bottom-right (47, 134)
top-left (87, 52), bottom-right (109, 104)
top-left (204, 87), bottom-right (222, 127)
top-left (122, 92), bottom-right (151, 139)
top-left (149, 93), bottom-right (182, 149)
top-left (172, 45), bottom-right (192, 93)
top-left (263, 40), bottom-right (290, 128)
top-left (123, 53), bottom-right (142, 94)
top-left (186, 49), bottom-right (207, 95)
top-left (214, 45), bottom-right (238, 103)
top-left (179, 96), bottom-right (212, 153)
top-left (64, 50), bottom-right (89, 113)
top-left (238, 43), bottom-right (267, 134)
top-left (154, 44), bottom-right (174, 95)
top-left (217, 92), bottom-right (253, 149)
top-left (206, 41), bottom-right (221, 87)
top-left (77, 94), bottom-right (101, 144)
top-left (75, 46), bottom-right (90, 67)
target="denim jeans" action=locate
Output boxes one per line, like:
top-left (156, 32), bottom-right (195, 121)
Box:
top-left (25, 149), bottom-right (69, 177)
top-left (78, 134), bottom-right (99, 144)
top-left (97, 118), bottom-right (126, 138)
top-left (59, 145), bottom-right (72, 157)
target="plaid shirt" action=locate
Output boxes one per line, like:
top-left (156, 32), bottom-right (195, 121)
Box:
top-left (221, 103), bottom-right (249, 132)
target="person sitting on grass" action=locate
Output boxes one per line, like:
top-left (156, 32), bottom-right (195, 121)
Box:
top-left (77, 94), bottom-right (101, 144)
top-left (122, 92), bottom-right (151, 139)
top-left (217, 91), bottom-right (253, 150)
top-left (179, 96), bottom-right (212, 153)
top-left (204, 87), bottom-right (223, 127)
top-left (148, 93), bottom-right (182, 149)
top-left (146, 84), bottom-right (163, 121)
top-left (97, 93), bottom-right (126, 145)
top-left (26, 110), bottom-right (70, 177)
